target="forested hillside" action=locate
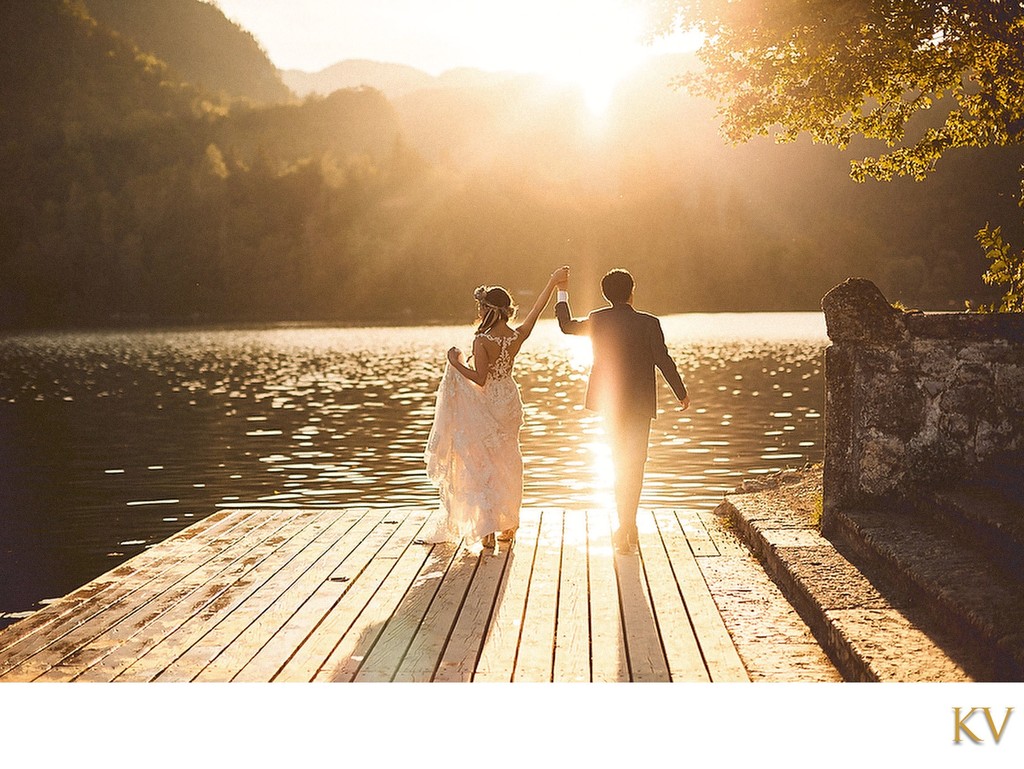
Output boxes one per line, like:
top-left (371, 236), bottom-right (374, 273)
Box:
top-left (1, 0), bottom-right (1022, 329)
top-left (82, 0), bottom-right (292, 103)
top-left (0, 1), bottom-right (413, 326)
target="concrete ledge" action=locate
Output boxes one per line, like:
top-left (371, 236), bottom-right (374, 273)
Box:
top-left (718, 467), bottom-right (976, 682)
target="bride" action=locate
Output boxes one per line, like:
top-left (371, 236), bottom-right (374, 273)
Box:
top-left (425, 266), bottom-right (568, 550)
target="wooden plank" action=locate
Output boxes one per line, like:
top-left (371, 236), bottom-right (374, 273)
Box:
top-left (79, 509), bottom-right (361, 682)
top-left (617, 511), bottom-right (670, 682)
top-left (1, 509), bottom-right (305, 681)
top-left (654, 509), bottom-right (748, 682)
top-left (184, 508), bottom-right (386, 683)
top-left (114, 508), bottom-right (376, 682)
top-left (432, 542), bottom-right (511, 682)
top-left (0, 503), bottom-right (755, 686)
top-left (553, 510), bottom-right (590, 682)
top-left (692, 507), bottom-right (749, 557)
top-left (472, 509), bottom-right (542, 682)
top-left (45, 508), bottom-right (336, 682)
top-left (153, 508), bottom-right (393, 682)
top-left (588, 509), bottom-right (628, 682)
top-left (353, 528), bottom-right (461, 682)
top-left (0, 507), bottom-right (240, 657)
top-left (390, 546), bottom-right (479, 682)
top-left (228, 508), bottom-right (398, 683)
top-left (512, 510), bottom-right (562, 682)
top-left (675, 507), bottom-right (720, 557)
top-left (636, 511), bottom-right (710, 682)
top-left (271, 510), bottom-right (429, 682)
top-left (314, 510), bottom-right (441, 682)
top-left (0, 507), bottom-right (248, 666)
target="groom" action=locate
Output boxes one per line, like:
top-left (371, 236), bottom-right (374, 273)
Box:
top-left (555, 268), bottom-right (690, 554)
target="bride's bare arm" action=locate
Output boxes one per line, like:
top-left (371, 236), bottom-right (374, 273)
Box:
top-left (447, 337), bottom-right (491, 386)
top-left (516, 266), bottom-right (569, 341)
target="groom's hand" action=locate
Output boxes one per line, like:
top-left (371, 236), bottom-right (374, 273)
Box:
top-left (679, 395), bottom-right (691, 411)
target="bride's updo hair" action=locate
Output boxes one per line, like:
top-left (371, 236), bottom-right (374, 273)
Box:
top-left (474, 285), bottom-right (517, 334)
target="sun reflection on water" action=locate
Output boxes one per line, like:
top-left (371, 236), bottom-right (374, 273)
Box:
top-left (0, 312), bottom-right (827, 620)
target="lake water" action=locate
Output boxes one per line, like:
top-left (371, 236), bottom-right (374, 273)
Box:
top-left (0, 313), bottom-right (828, 627)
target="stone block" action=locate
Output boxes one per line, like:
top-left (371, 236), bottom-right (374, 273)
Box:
top-left (823, 278), bottom-right (1024, 513)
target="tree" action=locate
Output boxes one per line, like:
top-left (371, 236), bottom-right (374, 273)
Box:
top-left (648, 0), bottom-right (1024, 309)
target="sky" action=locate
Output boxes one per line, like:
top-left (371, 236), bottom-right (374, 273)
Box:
top-left (208, 0), bottom-right (701, 110)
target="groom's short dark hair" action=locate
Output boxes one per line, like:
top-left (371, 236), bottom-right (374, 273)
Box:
top-left (601, 269), bottom-right (634, 304)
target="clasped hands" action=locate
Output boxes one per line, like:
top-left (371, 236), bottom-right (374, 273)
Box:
top-left (551, 265), bottom-right (569, 291)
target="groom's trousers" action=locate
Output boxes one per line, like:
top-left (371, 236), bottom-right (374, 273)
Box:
top-left (605, 411), bottom-right (652, 534)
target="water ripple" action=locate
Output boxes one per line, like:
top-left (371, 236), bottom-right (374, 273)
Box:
top-left (0, 313), bottom-right (826, 622)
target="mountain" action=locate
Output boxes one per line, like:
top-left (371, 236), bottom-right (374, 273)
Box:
top-left (3, 1), bottom-right (1021, 327)
top-left (0, 0), bottom-right (411, 327)
top-left (281, 58), bottom-right (533, 101)
top-left (282, 60), bottom-right (436, 100)
top-left (81, 0), bottom-right (292, 103)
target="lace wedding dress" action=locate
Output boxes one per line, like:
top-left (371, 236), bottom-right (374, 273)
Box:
top-left (424, 330), bottom-right (524, 545)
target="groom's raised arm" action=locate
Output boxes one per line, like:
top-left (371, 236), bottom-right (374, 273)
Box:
top-left (555, 288), bottom-right (589, 336)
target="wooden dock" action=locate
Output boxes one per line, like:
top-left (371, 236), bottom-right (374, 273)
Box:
top-left (0, 506), bottom-right (749, 683)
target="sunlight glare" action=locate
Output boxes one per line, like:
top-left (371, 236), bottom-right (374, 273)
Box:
top-left (587, 439), bottom-right (615, 490)
top-left (450, 0), bottom-right (683, 116)
top-left (533, 2), bottom-right (649, 115)
top-left (561, 333), bottom-right (593, 369)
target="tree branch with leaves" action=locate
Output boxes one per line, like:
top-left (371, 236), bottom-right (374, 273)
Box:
top-left (648, 0), bottom-right (1024, 310)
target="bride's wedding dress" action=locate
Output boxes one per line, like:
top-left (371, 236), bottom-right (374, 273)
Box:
top-left (424, 330), bottom-right (523, 545)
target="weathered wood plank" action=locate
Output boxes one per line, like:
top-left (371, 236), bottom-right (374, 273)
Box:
top-left (0, 507), bottom-right (248, 669)
top-left (313, 510), bottom-right (439, 682)
top-left (390, 547), bottom-right (479, 682)
top-left (0, 507), bottom-right (240, 658)
top-left (0, 506), bottom-right (759, 684)
top-left (692, 507), bottom-right (749, 557)
top-left (114, 508), bottom-right (378, 682)
top-left (588, 509), bottom-right (628, 682)
top-left (472, 509), bottom-right (542, 682)
top-left (352, 534), bottom-right (461, 682)
top-left (226, 509), bottom-right (400, 683)
top-left (675, 507), bottom-right (720, 557)
top-left (156, 508), bottom-right (394, 682)
top-left (513, 510), bottom-right (562, 682)
top-left (554, 511), bottom-right (590, 682)
top-left (50, 508), bottom-right (339, 682)
top-left (85, 510), bottom-right (360, 682)
top-left (432, 542), bottom-right (511, 682)
top-left (654, 509), bottom-right (748, 682)
top-left (192, 508), bottom-right (394, 683)
top-left (637, 512), bottom-right (709, 682)
top-left (234, 509), bottom-right (406, 683)
top-left (617, 511), bottom-right (670, 682)
top-left (1, 509), bottom-right (305, 681)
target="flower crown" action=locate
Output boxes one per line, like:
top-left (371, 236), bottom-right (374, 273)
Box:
top-left (474, 285), bottom-right (510, 310)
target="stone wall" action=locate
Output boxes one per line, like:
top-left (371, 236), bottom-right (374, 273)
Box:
top-left (821, 278), bottom-right (1024, 525)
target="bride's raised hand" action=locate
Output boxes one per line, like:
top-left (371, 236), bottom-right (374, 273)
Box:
top-left (447, 347), bottom-right (463, 365)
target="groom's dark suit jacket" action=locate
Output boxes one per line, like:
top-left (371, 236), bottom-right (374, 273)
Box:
top-left (555, 301), bottom-right (687, 419)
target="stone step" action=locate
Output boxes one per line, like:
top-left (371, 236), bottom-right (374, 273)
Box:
top-left (721, 473), bottom-right (980, 682)
top-left (925, 484), bottom-right (1024, 582)
top-left (827, 503), bottom-right (1024, 681)
top-left (982, 453), bottom-right (1024, 498)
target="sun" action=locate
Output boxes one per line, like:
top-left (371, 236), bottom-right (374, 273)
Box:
top-left (452, 1), bottom-right (702, 116)
top-left (530, 2), bottom-right (650, 115)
